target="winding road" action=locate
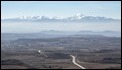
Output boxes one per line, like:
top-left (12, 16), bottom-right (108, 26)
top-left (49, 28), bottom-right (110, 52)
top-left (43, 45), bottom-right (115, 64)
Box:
top-left (38, 50), bottom-right (85, 69)
top-left (70, 55), bottom-right (86, 69)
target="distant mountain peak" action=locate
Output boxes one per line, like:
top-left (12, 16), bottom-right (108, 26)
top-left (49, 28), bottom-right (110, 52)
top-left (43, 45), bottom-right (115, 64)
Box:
top-left (2, 14), bottom-right (121, 23)
top-left (76, 14), bottom-right (85, 19)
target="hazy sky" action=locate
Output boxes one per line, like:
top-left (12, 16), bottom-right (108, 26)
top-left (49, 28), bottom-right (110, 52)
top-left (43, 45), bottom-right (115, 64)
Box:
top-left (1, 1), bottom-right (121, 33)
top-left (1, 22), bottom-right (121, 33)
top-left (1, 1), bottom-right (121, 19)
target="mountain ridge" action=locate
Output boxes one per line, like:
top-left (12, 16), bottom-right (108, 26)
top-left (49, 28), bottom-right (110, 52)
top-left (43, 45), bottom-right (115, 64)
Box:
top-left (2, 14), bottom-right (121, 23)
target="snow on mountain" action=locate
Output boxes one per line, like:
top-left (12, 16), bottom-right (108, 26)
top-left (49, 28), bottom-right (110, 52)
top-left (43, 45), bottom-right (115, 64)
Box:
top-left (1, 14), bottom-right (121, 23)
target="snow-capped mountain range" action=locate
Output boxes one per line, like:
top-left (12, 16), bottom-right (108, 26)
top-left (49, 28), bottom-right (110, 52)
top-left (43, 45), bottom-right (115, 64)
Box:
top-left (2, 14), bottom-right (121, 23)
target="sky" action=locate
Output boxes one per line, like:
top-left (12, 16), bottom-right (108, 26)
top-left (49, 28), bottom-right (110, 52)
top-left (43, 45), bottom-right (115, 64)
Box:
top-left (1, 1), bottom-right (121, 33)
top-left (1, 22), bottom-right (121, 33)
top-left (1, 1), bottom-right (121, 19)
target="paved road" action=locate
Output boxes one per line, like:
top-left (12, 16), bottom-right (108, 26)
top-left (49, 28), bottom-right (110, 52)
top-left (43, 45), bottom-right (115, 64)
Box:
top-left (70, 55), bottom-right (86, 69)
